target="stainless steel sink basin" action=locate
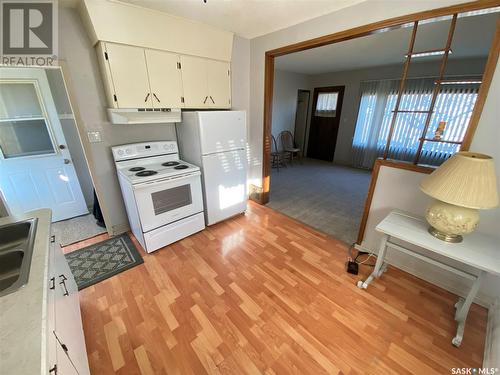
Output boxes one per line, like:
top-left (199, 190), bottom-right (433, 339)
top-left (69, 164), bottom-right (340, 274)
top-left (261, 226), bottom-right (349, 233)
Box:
top-left (0, 218), bottom-right (38, 297)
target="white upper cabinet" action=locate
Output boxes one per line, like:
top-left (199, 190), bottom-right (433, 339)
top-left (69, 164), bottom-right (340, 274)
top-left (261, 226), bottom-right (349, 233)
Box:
top-left (145, 49), bottom-right (184, 108)
top-left (207, 60), bottom-right (231, 109)
top-left (98, 42), bottom-right (232, 110)
top-left (180, 55), bottom-right (209, 108)
top-left (102, 43), bottom-right (152, 109)
top-left (180, 56), bottom-right (231, 109)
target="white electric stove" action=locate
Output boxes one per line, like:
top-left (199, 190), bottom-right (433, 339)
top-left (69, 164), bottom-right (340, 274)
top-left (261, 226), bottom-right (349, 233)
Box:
top-left (112, 141), bottom-right (205, 252)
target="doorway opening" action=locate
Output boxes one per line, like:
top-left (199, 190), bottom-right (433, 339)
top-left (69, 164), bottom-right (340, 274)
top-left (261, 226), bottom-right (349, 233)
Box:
top-left (265, 7), bottom-right (498, 245)
top-left (0, 67), bottom-right (106, 245)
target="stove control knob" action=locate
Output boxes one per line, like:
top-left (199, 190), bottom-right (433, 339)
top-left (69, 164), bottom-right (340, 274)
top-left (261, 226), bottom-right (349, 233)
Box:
top-left (163, 144), bottom-right (169, 150)
top-left (117, 149), bottom-right (124, 156)
top-left (126, 149), bottom-right (132, 154)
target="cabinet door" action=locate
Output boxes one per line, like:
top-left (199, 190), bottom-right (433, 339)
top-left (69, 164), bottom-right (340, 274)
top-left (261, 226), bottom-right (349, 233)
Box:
top-left (50, 334), bottom-right (79, 375)
top-left (180, 55), bottom-right (209, 108)
top-left (145, 49), bottom-right (184, 108)
top-left (207, 60), bottom-right (231, 109)
top-left (53, 243), bottom-right (91, 375)
top-left (104, 43), bottom-right (152, 108)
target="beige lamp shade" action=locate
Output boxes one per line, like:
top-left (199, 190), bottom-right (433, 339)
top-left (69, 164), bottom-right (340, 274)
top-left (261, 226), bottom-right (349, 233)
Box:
top-left (420, 151), bottom-right (499, 209)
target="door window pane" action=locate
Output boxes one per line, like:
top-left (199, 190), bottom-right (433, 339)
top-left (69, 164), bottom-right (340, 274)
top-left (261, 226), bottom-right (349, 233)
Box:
top-left (315, 92), bottom-right (338, 117)
top-left (0, 83), bottom-right (43, 119)
top-left (0, 119), bottom-right (55, 158)
top-left (151, 185), bottom-right (192, 215)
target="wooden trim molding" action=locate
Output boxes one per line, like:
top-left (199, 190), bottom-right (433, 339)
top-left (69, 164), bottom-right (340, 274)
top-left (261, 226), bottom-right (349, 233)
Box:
top-left (260, 0), bottom-right (500, 244)
top-left (356, 159), bottom-right (434, 244)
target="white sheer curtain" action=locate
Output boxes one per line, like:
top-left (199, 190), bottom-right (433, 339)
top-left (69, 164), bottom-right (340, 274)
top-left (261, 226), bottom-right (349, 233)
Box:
top-left (351, 77), bottom-right (479, 169)
top-left (315, 92), bottom-right (338, 117)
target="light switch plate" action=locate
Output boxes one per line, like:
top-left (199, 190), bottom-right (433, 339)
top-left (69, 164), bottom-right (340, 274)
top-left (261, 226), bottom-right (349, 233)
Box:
top-left (87, 131), bottom-right (102, 143)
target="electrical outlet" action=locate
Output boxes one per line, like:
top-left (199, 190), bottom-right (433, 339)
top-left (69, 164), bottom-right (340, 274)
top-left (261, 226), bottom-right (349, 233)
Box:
top-left (87, 131), bottom-right (102, 143)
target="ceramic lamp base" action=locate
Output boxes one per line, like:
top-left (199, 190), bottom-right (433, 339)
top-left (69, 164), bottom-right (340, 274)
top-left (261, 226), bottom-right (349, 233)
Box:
top-left (425, 200), bottom-right (479, 243)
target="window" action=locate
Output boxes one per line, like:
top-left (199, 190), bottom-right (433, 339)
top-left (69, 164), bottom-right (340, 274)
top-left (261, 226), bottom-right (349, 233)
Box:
top-left (352, 77), bottom-right (479, 168)
top-left (0, 82), bottom-right (55, 158)
top-left (315, 92), bottom-right (338, 117)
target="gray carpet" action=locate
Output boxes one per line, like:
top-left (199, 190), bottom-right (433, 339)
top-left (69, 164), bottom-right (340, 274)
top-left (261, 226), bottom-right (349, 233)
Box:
top-left (267, 159), bottom-right (371, 244)
top-left (65, 234), bottom-right (143, 290)
top-left (52, 214), bottom-right (107, 246)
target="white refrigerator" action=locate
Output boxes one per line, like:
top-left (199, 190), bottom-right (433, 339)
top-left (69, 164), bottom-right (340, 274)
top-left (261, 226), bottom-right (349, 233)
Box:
top-left (176, 111), bottom-right (247, 225)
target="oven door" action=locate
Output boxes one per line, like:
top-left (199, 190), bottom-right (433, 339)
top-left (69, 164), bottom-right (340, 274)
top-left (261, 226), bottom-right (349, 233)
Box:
top-left (132, 172), bottom-right (204, 232)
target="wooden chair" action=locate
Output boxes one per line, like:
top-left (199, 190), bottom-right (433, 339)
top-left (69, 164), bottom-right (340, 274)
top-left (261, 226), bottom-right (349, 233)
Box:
top-left (279, 130), bottom-right (301, 165)
top-left (270, 134), bottom-right (286, 172)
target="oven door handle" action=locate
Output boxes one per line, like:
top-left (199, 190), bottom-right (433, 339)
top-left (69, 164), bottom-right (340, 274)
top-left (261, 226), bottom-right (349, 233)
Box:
top-left (132, 171), bottom-right (201, 189)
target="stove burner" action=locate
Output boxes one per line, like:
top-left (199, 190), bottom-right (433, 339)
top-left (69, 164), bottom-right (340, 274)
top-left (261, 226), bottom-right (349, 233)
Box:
top-left (162, 161), bottom-right (180, 167)
top-left (129, 167), bottom-right (145, 172)
top-left (174, 165), bottom-right (189, 170)
top-left (135, 170), bottom-right (158, 177)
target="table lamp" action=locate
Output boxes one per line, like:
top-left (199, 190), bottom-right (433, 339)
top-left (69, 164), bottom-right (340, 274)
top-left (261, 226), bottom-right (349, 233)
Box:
top-left (420, 151), bottom-right (498, 243)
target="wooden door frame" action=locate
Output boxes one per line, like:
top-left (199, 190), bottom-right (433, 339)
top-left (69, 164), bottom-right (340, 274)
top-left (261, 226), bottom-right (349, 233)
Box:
top-left (293, 89), bottom-right (311, 155)
top-left (259, 1), bottom-right (500, 210)
top-left (307, 85), bottom-right (345, 161)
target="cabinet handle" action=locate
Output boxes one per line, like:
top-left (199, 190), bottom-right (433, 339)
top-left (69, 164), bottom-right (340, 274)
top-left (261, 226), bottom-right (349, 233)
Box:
top-left (49, 277), bottom-right (55, 290)
top-left (50, 235), bottom-right (55, 243)
top-left (49, 364), bottom-right (58, 374)
top-left (153, 93), bottom-right (161, 103)
top-left (144, 93), bottom-right (150, 102)
top-left (210, 96), bottom-right (215, 104)
top-left (203, 96), bottom-right (208, 104)
top-left (59, 274), bottom-right (69, 296)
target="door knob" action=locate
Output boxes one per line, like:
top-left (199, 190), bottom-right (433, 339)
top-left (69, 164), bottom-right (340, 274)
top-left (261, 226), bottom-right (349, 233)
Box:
top-left (59, 144), bottom-right (66, 150)
top-left (64, 159), bottom-right (71, 164)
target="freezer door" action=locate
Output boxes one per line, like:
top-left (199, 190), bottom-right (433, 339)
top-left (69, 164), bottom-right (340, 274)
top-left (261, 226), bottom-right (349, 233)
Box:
top-left (198, 111), bottom-right (246, 155)
top-left (202, 149), bottom-right (247, 225)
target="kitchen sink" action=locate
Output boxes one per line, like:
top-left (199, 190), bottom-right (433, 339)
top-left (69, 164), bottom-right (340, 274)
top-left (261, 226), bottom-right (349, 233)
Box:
top-left (0, 218), bottom-right (38, 297)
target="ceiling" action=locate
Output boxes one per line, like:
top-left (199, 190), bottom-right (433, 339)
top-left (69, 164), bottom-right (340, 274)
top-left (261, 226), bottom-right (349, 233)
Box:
top-left (117, 0), bottom-right (366, 39)
top-left (275, 12), bottom-right (499, 75)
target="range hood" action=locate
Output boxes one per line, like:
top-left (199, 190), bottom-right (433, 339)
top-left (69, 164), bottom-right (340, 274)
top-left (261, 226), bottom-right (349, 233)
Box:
top-left (107, 108), bottom-right (181, 124)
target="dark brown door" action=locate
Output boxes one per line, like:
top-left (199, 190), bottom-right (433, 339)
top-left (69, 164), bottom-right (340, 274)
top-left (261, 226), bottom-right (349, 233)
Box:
top-left (307, 86), bottom-right (345, 161)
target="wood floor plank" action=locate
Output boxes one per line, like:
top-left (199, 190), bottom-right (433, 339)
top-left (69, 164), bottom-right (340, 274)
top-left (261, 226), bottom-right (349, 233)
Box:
top-left (70, 201), bottom-right (487, 374)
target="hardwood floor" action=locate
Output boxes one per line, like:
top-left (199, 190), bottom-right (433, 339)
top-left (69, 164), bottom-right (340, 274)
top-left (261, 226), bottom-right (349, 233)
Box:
top-left (65, 201), bottom-right (487, 374)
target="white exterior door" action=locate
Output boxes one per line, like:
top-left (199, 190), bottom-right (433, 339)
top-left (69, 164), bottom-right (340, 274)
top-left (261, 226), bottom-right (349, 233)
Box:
top-left (104, 42), bottom-right (152, 108)
top-left (145, 49), bottom-right (184, 108)
top-left (180, 55), bottom-right (209, 108)
top-left (0, 68), bottom-right (88, 222)
top-left (207, 60), bottom-right (231, 108)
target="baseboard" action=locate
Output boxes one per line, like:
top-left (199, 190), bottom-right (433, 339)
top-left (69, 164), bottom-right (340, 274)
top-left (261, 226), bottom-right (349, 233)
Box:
top-left (354, 243), bottom-right (493, 307)
top-left (111, 222), bottom-right (130, 236)
top-left (484, 299), bottom-right (500, 367)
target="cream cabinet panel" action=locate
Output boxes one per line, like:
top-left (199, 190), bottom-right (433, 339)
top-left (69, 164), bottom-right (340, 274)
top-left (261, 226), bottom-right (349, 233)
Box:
top-left (180, 55), bottom-right (209, 108)
top-left (104, 43), bottom-right (152, 108)
top-left (207, 60), bottom-right (231, 109)
top-left (145, 49), bottom-right (184, 108)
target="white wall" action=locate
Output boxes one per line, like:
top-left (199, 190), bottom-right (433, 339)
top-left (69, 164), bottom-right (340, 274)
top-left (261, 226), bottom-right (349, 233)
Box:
top-left (271, 69), bottom-right (310, 142)
top-left (307, 57), bottom-right (487, 165)
top-left (248, 0), bottom-right (472, 188)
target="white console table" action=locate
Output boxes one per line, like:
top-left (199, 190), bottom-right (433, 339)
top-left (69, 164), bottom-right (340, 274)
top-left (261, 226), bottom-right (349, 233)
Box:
top-left (357, 210), bottom-right (500, 347)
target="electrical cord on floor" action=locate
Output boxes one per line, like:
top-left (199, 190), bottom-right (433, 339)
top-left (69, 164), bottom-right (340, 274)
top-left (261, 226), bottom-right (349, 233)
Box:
top-left (347, 243), bottom-right (376, 267)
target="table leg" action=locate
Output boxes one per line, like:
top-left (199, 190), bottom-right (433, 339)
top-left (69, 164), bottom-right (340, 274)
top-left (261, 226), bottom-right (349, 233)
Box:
top-left (451, 271), bottom-right (484, 347)
top-left (357, 234), bottom-right (388, 290)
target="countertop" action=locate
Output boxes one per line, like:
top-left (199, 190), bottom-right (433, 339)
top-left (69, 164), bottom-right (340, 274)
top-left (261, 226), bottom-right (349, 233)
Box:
top-left (0, 209), bottom-right (52, 375)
